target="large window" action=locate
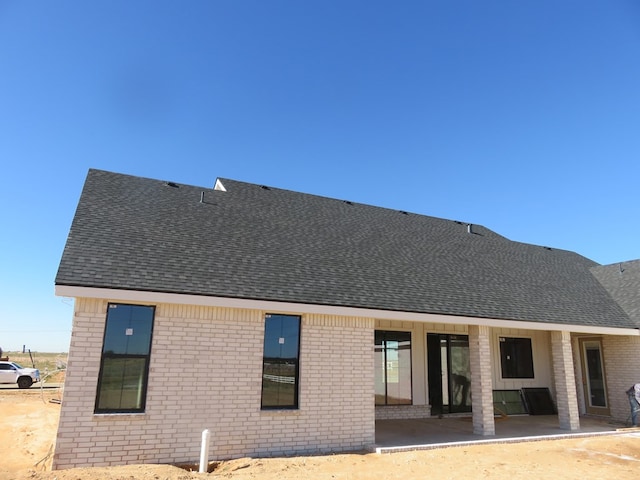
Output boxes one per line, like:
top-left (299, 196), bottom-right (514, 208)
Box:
top-left (499, 336), bottom-right (534, 379)
top-left (261, 314), bottom-right (301, 409)
top-left (95, 304), bottom-right (155, 413)
top-left (375, 330), bottom-right (412, 405)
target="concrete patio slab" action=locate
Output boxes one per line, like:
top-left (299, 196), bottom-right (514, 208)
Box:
top-left (375, 415), bottom-right (633, 453)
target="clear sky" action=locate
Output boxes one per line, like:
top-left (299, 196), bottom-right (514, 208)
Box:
top-left (1, 1), bottom-right (639, 353)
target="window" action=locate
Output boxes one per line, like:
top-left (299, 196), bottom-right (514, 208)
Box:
top-left (499, 337), bottom-right (534, 379)
top-left (261, 314), bottom-right (301, 409)
top-left (375, 330), bottom-right (412, 405)
top-left (95, 304), bottom-right (155, 413)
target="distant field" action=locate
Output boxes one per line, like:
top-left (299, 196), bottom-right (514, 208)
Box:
top-left (2, 351), bottom-right (68, 383)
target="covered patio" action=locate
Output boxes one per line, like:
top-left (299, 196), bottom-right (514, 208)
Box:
top-left (375, 415), bottom-right (631, 453)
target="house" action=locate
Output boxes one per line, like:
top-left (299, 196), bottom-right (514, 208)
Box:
top-left (53, 169), bottom-right (640, 469)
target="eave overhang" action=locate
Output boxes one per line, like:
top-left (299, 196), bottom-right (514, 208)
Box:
top-left (55, 285), bottom-right (640, 337)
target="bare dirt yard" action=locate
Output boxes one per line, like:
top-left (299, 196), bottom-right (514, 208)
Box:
top-left (2, 387), bottom-right (640, 480)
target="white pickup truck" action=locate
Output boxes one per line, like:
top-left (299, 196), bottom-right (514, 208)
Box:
top-left (0, 361), bottom-right (41, 388)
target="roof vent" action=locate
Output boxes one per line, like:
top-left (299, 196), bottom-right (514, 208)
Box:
top-left (467, 223), bottom-right (473, 234)
top-left (260, 185), bottom-right (271, 190)
top-left (164, 181), bottom-right (179, 188)
top-left (343, 200), bottom-right (353, 205)
top-left (399, 210), bottom-right (408, 215)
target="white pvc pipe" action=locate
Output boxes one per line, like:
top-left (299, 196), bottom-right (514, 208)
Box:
top-left (199, 429), bottom-right (210, 474)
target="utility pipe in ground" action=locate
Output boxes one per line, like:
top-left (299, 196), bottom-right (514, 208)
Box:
top-left (199, 429), bottom-right (210, 474)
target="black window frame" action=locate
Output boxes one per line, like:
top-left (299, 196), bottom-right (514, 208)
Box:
top-left (260, 313), bottom-right (301, 410)
top-left (94, 303), bottom-right (155, 414)
top-left (499, 336), bottom-right (534, 379)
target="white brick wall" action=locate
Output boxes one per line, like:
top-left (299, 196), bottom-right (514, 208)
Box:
top-left (375, 405), bottom-right (431, 420)
top-left (53, 297), bottom-right (640, 470)
top-left (550, 331), bottom-right (579, 430)
top-left (570, 334), bottom-right (640, 425)
top-left (53, 299), bottom-right (375, 469)
top-left (602, 335), bottom-right (640, 424)
top-left (468, 325), bottom-right (494, 435)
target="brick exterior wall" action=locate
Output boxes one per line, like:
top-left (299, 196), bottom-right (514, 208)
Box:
top-left (602, 335), bottom-right (640, 424)
top-left (550, 331), bottom-right (580, 430)
top-left (571, 334), bottom-right (640, 425)
top-left (375, 405), bottom-right (431, 420)
top-left (468, 325), bottom-right (495, 435)
top-left (53, 297), bottom-right (640, 469)
top-left (53, 299), bottom-right (375, 469)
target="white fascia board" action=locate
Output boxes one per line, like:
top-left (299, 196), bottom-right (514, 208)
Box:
top-left (55, 285), bottom-right (640, 337)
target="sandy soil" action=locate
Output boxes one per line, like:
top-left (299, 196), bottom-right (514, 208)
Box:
top-left (3, 388), bottom-right (640, 480)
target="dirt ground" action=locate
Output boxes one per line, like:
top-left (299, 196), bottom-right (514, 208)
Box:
top-left (2, 388), bottom-right (640, 480)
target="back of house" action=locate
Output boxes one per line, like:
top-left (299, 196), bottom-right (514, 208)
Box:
top-left (53, 169), bottom-right (640, 469)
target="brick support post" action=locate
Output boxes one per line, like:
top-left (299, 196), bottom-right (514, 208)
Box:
top-left (468, 325), bottom-right (495, 435)
top-left (551, 330), bottom-right (580, 430)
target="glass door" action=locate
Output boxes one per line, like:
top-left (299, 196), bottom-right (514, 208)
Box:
top-left (427, 334), bottom-right (471, 415)
top-left (579, 338), bottom-right (609, 415)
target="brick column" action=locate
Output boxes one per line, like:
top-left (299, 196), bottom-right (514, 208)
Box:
top-left (551, 331), bottom-right (580, 430)
top-left (468, 325), bottom-right (495, 435)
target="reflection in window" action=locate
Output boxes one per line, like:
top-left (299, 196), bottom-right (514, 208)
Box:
top-left (375, 331), bottom-right (412, 405)
top-left (499, 337), bottom-right (534, 379)
top-left (261, 314), bottom-right (301, 409)
top-left (95, 304), bottom-right (155, 413)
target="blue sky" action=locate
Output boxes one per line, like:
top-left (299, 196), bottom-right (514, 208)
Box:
top-left (1, 1), bottom-right (639, 353)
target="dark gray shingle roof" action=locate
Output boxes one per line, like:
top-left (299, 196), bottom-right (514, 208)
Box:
top-left (591, 260), bottom-right (640, 323)
top-left (56, 169), bottom-right (636, 329)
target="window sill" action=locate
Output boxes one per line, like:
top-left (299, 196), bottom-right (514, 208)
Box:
top-left (93, 412), bottom-right (148, 421)
top-left (260, 409), bottom-right (301, 416)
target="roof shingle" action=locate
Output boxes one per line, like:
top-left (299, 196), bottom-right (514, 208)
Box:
top-left (56, 169), bottom-right (636, 329)
top-left (591, 260), bottom-right (640, 324)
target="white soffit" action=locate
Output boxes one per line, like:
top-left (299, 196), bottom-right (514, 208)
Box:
top-left (55, 285), bottom-right (640, 337)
